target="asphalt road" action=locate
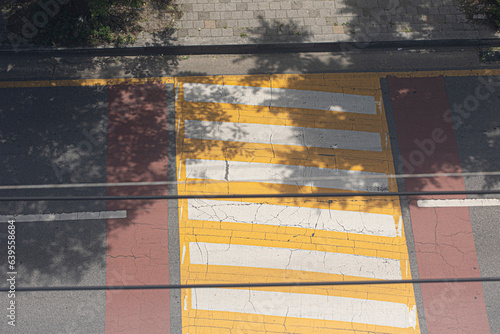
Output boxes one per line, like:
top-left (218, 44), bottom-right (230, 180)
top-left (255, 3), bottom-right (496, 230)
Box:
top-left (1, 49), bottom-right (500, 333)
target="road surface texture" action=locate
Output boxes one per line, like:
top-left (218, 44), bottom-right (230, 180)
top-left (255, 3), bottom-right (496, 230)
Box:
top-left (1, 65), bottom-right (500, 333)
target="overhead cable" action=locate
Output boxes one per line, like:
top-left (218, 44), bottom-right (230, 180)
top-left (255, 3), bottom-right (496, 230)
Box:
top-left (2, 277), bottom-right (499, 292)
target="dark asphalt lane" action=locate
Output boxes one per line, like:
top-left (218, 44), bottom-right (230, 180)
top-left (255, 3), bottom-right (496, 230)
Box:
top-left (446, 75), bottom-right (500, 332)
top-left (0, 86), bottom-right (108, 333)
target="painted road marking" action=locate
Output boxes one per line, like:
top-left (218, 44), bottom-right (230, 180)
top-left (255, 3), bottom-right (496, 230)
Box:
top-left (0, 77), bottom-right (174, 88)
top-left (185, 159), bottom-right (389, 192)
top-left (188, 199), bottom-right (402, 237)
top-left (182, 82), bottom-right (378, 114)
top-left (184, 119), bottom-right (383, 151)
top-left (191, 289), bottom-right (417, 329)
top-left (418, 198), bottom-right (500, 207)
top-left (0, 210), bottom-right (126, 222)
top-left (190, 242), bottom-right (402, 279)
top-left (177, 74), bottom-right (419, 333)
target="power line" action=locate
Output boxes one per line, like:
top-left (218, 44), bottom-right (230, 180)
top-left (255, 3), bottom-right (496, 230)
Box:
top-left (2, 277), bottom-right (499, 292)
top-left (1, 189), bottom-right (500, 202)
top-left (1, 171), bottom-right (500, 190)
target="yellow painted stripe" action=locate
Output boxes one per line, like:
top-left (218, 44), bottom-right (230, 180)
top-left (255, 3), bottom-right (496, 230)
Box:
top-left (177, 183), bottom-right (402, 216)
top-left (182, 268), bottom-right (415, 303)
top-left (183, 310), bottom-right (419, 334)
top-left (0, 76), bottom-right (174, 88)
top-left (181, 229), bottom-right (408, 258)
top-left (179, 142), bottom-right (392, 172)
top-left (183, 219), bottom-right (407, 247)
top-left (1, 69), bottom-right (499, 90)
top-left (178, 101), bottom-right (385, 131)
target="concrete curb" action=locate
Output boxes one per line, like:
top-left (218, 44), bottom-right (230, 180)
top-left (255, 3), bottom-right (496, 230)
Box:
top-left (1, 38), bottom-right (500, 57)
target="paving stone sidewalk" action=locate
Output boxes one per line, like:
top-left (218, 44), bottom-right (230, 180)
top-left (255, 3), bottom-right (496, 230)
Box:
top-left (1, 0), bottom-right (499, 49)
top-left (161, 0), bottom-right (499, 46)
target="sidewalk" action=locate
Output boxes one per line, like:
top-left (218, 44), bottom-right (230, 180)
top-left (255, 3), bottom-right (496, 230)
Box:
top-left (1, 0), bottom-right (499, 50)
top-left (141, 0), bottom-right (499, 47)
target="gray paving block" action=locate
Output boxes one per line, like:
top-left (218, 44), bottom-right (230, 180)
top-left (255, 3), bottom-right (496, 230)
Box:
top-left (211, 28), bottom-right (223, 37)
top-left (198, 12), bottom-right (210, 19)
top-left (247, 3), bottom-right (259, 10)
top-left (232, 11), bottom-right (243, 19)
top-left (275, 10), bottom-right (287, 18)
top-left (187, 28), bottom-right (200, 37)
top-left (309, 9), bottom-right (321, 18)
top-left (266, 11), bottom-right (276, 18)
top-left (185, 12), bottom-right (198, 20)
top-left (270, 3), bottom-right (281, 10)
top-left (192, 20), bottom-right (204, 29)
top-left (209, 12), bottom-right (221, 20)
top-left (242, 11), bottom-right (254, 19)
top-left (226, 3), bottom-right (237, 11)
top-left (177, 28), bottom-right (189, 38)
top-left (181, 21), bottom-right (194, 29)
top-left (192, 3), bottom-right (204, 11)
top-left (203, 3), bottom-right (215, 11)
top-left (214, 3), bottom-right (226, 11)
top-left (216, 20), bottom-right (228, 28)
top-left (200, 29), bottom-right (212, 37)
top-left (226, 19), bottom-right (238, 27)
top-left (429, 7), bottom-right (439, 14)
top-left (221, 12), bottom-right (232, 19)
top-left (222, 28), bottom-right (233, 36)
top-left (287, 10), bottom-right (299, 18)
top-left (238, 19), bottom-right (250, 27)
top-left (236, 3), bottom-right (248, 10)
top-left (302, 1), bottom-right (315, 9)
top-left (439, 6), bottom-right (451, 15)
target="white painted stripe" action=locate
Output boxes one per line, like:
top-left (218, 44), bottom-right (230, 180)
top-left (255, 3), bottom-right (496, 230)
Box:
top-left (188, 199), bottom-right (401, 237)
top-left (185, 159), bottom-right (389, 192)
top-left (0, 210), bottom-right (127, 223)
top-left (184, 120), bottom-right (383, 151)
top-left (190, 242), bottom-right (402, 280)
top-left (418, 198), bottom-right (500, 207)
top-left (192, 289), bottom-right (417, 329)
top-left (182, 83), bottom-right (378, 114)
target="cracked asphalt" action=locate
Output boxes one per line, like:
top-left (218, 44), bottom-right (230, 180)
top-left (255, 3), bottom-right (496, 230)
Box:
top-left (0, 51), bottom-right (499, 333)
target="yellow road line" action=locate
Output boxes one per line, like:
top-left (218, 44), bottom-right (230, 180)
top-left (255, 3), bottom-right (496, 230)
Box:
top-left (184, 311), bottom-right (418, 334)
top-left (0, 76), bottom-right (174, 88)
top-left (1, 68), bottom-right (499, 89)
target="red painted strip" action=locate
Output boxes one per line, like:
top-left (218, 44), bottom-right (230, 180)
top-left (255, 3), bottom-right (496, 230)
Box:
top-left (389, 76), bottom-right (490, 333)
top-left (105, 83), bottom-right (170, 333)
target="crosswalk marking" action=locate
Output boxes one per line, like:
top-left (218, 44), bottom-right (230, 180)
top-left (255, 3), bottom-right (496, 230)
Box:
top-left (182, 82), bottom-right (379, 114)
top-left (185, 159), bottom-right (389, 192)
top-left (184, 119), bottom-right (383, 151)
top-left (188, 199), bottom-right (402, 237)
top-left (176, 74), bottom-right (419, 333)
top-left (192, 289), bottom-right (417, 329)
top-left (190, 242), bottom-right (402, 279)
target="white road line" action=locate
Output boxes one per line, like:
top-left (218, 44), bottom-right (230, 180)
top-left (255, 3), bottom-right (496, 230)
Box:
top-left (182, 83), bottom-right (378, 114)
top-left (184, 120), bottom-right (383, 151)
top-left (0, 210), bottom-right (127, 223)
top-left (191, 289), bottom-right (417, 329)
top-left (188, 199), bottom-right (401, 237)
top-left (418, 198), bottom-right (500, 207)
top-left (190, 242), bottom-right (402, 280)
top-left (185, 159), bottom-right (389, 192)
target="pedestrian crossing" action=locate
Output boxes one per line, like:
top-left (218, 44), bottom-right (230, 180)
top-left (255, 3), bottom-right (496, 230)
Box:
top-left (176, 74), bottom-right (420, 333)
